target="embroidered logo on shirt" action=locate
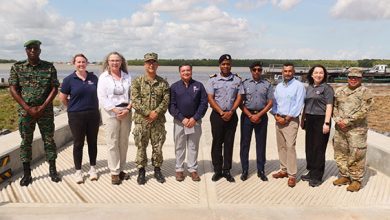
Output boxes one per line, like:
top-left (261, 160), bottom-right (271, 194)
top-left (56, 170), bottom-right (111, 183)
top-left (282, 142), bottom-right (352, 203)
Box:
top-left (87, 80), bottom-right (94, 85)
top-left (193, 86), bottom-right (199, 92)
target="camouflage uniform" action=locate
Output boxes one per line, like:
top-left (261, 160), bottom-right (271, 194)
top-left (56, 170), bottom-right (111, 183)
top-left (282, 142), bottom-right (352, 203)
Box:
top-left (131, 75), bottom-right (170, 168)
top-left (333, 85), bottom-right (373, 182)
top-left (8, 60), bottom-right (60, 162)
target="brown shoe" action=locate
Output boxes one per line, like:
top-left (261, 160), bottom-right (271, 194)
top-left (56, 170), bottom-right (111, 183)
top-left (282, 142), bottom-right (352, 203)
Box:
top-left (346, 181), bottom-right (361, 192)
top-left (175, 171), bottom-right (185, 182)
top-left (111, 175), bottom-right (121, 185)
top-left (333, 177), bottom-right (351, 186)
top-left (190, 172), bottom-right (201, 182)
top-left (119, 171), bottom-right (130, 181)
top-left (272, 171), bottom-right (288, 179)
top-left (288, 177), bottom-right (296, 187)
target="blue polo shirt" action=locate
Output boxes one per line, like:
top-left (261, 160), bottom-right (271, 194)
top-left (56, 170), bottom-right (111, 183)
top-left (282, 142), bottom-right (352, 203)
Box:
top-left (169, 79), bottom-right (208, 121)
top-left (61, 71), bottom-right (99, 112)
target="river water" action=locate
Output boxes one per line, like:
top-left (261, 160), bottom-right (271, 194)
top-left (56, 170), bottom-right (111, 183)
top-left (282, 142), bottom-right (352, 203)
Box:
top-left (0, 63), bottom-right (253, 85)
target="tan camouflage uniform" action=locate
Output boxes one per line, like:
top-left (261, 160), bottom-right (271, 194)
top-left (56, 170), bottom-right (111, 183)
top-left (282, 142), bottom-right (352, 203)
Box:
top-left (131, 75), bottom-right (169, 168)
top-left (333, 85), bottom-right (373, 182)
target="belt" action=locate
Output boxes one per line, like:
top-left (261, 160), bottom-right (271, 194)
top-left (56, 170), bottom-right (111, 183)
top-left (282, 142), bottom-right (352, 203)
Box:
top-left (276, 114), bottom-right (298, 119)
top-left (248, 109), bottom-right (262, 114)
top-left (115, 103), bottom-right (128, 107)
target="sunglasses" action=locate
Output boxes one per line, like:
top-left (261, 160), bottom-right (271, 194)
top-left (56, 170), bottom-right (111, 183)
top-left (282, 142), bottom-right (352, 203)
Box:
top-left (252, 67), bottom-right (262, 72)
top-left (348, 76), bottom-right (362, 80)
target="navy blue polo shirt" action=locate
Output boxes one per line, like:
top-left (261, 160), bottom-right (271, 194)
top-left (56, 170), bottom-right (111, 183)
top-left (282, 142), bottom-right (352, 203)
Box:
top-left (61, 71), bottom-right (99, 112)
top-left (169, 78), bottom-right (208, 121)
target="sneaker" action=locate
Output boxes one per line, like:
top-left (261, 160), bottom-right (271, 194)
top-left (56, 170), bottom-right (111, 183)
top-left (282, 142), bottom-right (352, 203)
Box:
top-left (88, 166), bottom-right (98, 181)
top-left (74, 170), bottom-right (84, 184)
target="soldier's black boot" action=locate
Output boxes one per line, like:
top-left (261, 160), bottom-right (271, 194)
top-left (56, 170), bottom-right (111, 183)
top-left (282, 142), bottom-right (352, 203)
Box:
top-left (20, 162), bottom-right (32, 187)
top-left (49, 160), bottom-right (61, 182)
top-left (154, 167), bottom-right (166, 183)
top-left (137, 168), bottom-right (146, 185)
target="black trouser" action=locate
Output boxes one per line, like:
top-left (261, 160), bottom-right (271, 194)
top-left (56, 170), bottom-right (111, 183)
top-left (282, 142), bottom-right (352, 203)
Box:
top-left (240, 113), bottom-right (268, 172)
top-left (210, 110), bottom-right (238, 173)
top-left (68, 109), bottom-right (100, 170)
top-left (304, 114), bottom-right (330, 181)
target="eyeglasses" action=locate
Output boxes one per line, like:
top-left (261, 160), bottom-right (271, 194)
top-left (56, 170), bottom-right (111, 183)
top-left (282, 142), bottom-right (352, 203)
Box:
top-left (348, 76), bottom-right (362, 80)
top-left (113, 80), bottom-right (125, 95)
top-left (145, 60), bottom-right (157, 65)
top-left (252, 68), bottom-right (262, 72)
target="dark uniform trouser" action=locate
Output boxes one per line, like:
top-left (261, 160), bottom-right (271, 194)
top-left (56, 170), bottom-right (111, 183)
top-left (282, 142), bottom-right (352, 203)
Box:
top-left (210, 110), bottom-right (238, 173)
top-left (304, 114), bottom-right (330, 181)
top-left (133, 122), bottom-right (166, 169)
top-left (68, 109), bottom-right (100, 170)
top-left (19, 107), bottom-right (57, 163)
top-left (240, 113), bottom-right (268, 173)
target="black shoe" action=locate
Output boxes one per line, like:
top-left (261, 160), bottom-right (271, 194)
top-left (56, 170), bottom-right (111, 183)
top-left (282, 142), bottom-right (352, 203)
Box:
top-left (309, 179), bottom-right (323, 187)
top-left (257, 171), bottom-right (268, 181)
top-left (240, 171), bottom-right (248, 181)
top-left (301, 173), bottom-right (311, 182)
top-left (20, 162), bottom-right (32, 187)
top-left (137, 168), bottom-right (146, 185)
top-left (223, 170), bottom-right (235, 182)
top-left (20, 175), bottom-right (32, 186)
top-left (154, 167), bottom-right (165, 183)
top-left (211, 172), bottom-right (223, 182)
top-left (49, 160), bottom-right (61, 183)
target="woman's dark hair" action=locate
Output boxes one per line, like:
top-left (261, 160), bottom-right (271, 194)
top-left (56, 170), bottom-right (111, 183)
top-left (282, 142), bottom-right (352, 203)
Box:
top-left (307, 64), bottom-right (328, 85)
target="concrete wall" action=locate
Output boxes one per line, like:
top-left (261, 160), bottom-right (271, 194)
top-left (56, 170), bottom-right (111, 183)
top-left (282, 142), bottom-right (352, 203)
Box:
top-left (0, 113), bottom-right (72, 176)
top-left (367, 130), bottom-right (390, 177)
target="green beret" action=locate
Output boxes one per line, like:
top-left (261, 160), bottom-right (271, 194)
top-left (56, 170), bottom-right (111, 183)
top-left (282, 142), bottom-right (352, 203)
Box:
top-left (24, 40), bottom-right (42, 47)
top-left (144, 52), bottom-right (158, 62)
top-left (348, 67), bottom-right (363, 78)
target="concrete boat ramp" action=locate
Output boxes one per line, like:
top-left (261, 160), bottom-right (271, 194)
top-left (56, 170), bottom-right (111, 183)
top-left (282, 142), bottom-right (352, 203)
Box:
top-left (0, 110), bottom-right (389, 220)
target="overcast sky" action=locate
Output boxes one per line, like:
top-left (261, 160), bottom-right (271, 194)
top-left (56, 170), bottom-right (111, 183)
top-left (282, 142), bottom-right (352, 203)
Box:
top-left (1, 0), bottom-right (390, 62)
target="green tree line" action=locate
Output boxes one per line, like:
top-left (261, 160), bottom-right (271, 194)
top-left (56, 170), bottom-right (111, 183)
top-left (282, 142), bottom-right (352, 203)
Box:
top-left (1, 58), bottom-right (390, 67)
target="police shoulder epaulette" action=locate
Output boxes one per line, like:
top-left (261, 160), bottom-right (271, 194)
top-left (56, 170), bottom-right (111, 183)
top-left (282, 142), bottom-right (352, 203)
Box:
top-left (242, 78), bottom-right (249, 82)
top-left (209, 73), bottom-right (217, 78)
top-left (234, 73), bottom-right (242, 79)
top-left (263, 78), bottom-right (271, 83)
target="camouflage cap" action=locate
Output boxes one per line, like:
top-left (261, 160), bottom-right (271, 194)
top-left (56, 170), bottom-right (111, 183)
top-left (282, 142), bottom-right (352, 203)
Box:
top-left (24, 40), bottom-right (42, 47)
top-left (348, 67), bottom-right (363, 78)
top-left (218, 54), bottom-right (232, 64)
top-left (144, 52), bottom-right (158, 62)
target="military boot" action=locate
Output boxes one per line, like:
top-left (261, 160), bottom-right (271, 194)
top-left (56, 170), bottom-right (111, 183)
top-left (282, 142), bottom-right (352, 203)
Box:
top-left (347, 181), bottom-right (361, 192)
top-left (49, 160), bottom-right (61, 182)
top-left (333, 177), bottom-right (351, 186)
top-left (20, 162), bottom-right (32, 187)
top-left (154, 167), bottom-right (166, 183)
top-left (137, 168), bottom-right (146, 185)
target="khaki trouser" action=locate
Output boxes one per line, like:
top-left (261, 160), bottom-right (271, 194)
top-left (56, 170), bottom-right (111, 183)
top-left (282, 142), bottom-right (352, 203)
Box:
top-left (275, 118), bottom-right (299, 177)
top-left (103, 110), bottom-right (132, 175)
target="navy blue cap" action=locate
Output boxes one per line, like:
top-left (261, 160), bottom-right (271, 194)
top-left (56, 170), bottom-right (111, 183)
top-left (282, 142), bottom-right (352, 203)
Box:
top-left (218, 54), bottom-right (232, 64)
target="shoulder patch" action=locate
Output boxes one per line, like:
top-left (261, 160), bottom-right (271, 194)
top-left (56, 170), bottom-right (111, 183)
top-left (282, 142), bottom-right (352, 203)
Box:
top-left (209, 73), bottom-right (217, 78)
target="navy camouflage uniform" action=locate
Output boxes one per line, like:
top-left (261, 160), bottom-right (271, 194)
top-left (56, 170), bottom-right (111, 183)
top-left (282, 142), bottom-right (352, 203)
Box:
top-left (131, 75), bottom-right (170, 169)
top-left (8, 60), bottom-right (60, 162)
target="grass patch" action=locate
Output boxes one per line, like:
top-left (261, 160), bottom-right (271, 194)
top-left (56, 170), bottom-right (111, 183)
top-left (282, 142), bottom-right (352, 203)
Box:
top-left (0, 88), bottom-right (62, 131)
top-left (0, 88), bottom-right (18, 131)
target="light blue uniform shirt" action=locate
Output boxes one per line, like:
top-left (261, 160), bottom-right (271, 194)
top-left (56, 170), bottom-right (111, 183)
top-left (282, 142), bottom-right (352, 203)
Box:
top-left (272, 78), bottom-right (305, 117)
top-left (242, 78), bottom-right (273, 110)
top-left (206, 73), bottom-right (244, 111)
